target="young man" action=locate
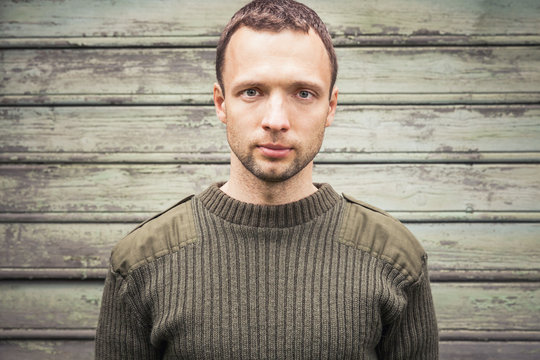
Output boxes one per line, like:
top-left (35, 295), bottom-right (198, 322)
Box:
top-left (96, 1), bottom-right (439, 358)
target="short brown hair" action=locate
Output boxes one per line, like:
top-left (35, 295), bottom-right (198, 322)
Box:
top-left (216, 0), bottom-right (337, 96)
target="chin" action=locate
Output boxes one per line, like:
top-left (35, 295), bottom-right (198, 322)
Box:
top-left (251, 164), bottom-right (302, 183)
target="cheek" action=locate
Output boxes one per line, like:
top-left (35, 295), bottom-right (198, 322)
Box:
top-left (295, 107), bottom-right (329, 129)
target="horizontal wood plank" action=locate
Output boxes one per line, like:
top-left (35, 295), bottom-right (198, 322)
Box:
top-left (3, 93), bottom-right (540, 106)
top-left (1, 105), bottom-right (539, 163)
top-left (1, 223), bottom-right (538, 275)
top-left (0, 281), bottom-right (538, 331)
top-left (1, 164), bottom-right (538, 213)
top-left (0, 340), bottom-right (539, 360)
top-left (1, 47), bottom-right (539, 105)
top-left (1, 0), bottom-right (539, 46)
top-left (0, 340), bottom-right (94, 360)
top-left (4, 152), bottom-right (540, 165)
top-left (439, 342), bottom-right (540, 359)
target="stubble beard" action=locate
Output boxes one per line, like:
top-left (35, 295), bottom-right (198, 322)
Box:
top-left (228, 129), bottom-right (325, 183)
top-left (235, 149), bottom-right (314, 183)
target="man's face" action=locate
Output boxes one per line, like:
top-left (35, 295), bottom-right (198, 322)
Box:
top-left (214, 27), bottom-right (338, 183)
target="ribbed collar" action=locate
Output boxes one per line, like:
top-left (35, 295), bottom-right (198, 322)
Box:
top-left (196, 183), bottom-right (341, 228)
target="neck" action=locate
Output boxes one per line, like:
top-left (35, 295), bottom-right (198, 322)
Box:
top-left (221, 154), bottom-right (317, 205)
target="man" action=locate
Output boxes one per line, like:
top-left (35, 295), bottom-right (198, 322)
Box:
top-left (96, 0), bottom-right (439, 358)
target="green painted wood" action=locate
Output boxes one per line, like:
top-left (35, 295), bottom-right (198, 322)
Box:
top-left (435, 283), bottom-right (540, 331)
top-left (1, 223), bottom-right (538, 274)
top-left (4, 93), bottom-right (540, 106)
top-left (1, 47), bottom-right (539, 105)
top-left (4, 152), bottom-right (540, 164)
top-left (1, 0), bottom-right (539, 46)
top-left (410, 223), bottom-right (540, 273)
top-left (0, 340), bottom-right (94, 360)
top-left (0, 281), bottom-right (538, 331)
top-left (439, 342), bottom-right (540, 359)
top-left (1, 105), bottom-right (538, 162)
top-left (0, 340), bottom-right (539, 360)
top-left (0, 281), bottom-right (102, 329)
top-left (1, 164), bottom-right (538, 213)
top-left (0, 223), bottom-right (129, 269)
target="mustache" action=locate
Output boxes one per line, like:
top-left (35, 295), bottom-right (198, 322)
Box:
top-left (253, 134), bottom-right (294, 146)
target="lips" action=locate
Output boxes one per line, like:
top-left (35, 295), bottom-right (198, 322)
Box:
top-left (257, 143), bottom-right (292, 159)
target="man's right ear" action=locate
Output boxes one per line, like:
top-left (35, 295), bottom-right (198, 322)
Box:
top-left (213, 83), bottom-right (227, 124)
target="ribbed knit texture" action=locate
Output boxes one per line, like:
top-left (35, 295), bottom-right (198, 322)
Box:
top-left (96, 183), bottom-right (438, 359)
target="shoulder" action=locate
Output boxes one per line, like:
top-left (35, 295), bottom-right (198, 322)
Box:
top-left (339, 193), bottom-right (426, 283)
top-left (111, 195), bottom-right (198, 277)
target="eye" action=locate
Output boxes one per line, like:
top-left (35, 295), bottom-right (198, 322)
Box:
top-left (297, 90), bottom-right (313, 99)
top-left (242, 89), bottom-right (259, 97)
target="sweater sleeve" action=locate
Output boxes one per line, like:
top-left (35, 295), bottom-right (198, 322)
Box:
top-left (376, 259), bottom-right (439, 359)
top-left (95, 267), bottom-right (161, 360)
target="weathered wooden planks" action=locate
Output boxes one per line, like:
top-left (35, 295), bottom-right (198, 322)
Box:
top-left (1, 281), bottom-right (538, 331)
top-left (0, 281), bottom-right (102, 329)
top-left (435, 283), bottom-right (540, 330)
top-left (1, 223), bottom-right (538, 276)
top-left (0, 340), bottom-right (95, 360)
top-left (1, 164), bottom-right (539, 214)
top-left (412, 223), bottom-right (540, 273)
top-left (439, 342), bottom-right (540, 359)
top-left (0, 223), bottom-right (128, 270)
top-left (1, 105), bottom-right (539, 163)
top-left (2, 47), bottom-right (539, 105)
top-left (1, 0), bottom-right (539, 46)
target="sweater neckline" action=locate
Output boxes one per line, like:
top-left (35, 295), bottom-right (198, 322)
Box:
top-left (196, 183), bottom-right (341, 228)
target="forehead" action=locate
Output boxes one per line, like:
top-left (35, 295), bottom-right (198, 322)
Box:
top-left (222, 27), bottom-right (332, 92)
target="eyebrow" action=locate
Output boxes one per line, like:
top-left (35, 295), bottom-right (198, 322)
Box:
top-left (289, 81), bottom-right (325, 94)
top-left (230, 81), bottom-right (264, 92)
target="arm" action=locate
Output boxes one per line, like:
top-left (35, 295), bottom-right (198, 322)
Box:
top-left (376, 259), bottom-right (439, 359)
top-left (95, 267), bottom-right (161, 359)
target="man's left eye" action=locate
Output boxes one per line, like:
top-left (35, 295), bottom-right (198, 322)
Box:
top-left (298, 90), bottom-right (312, 99)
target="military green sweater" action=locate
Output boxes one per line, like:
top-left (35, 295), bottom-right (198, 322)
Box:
top-left (96, 183), bottom-right (438, 359)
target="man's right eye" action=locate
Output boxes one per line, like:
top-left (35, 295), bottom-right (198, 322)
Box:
top-left (243, 89), bottom-right (259, 97)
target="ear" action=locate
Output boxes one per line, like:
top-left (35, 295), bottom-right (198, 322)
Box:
top-left (325, 86), bottom-right (338, 127)
top-left (213, 83), bottom-right (227, 124)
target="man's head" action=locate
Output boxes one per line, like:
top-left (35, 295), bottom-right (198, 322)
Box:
top-left (216, 0), bottom-right (337, 97)
top-left (214, 0), bottom-right (338, 185)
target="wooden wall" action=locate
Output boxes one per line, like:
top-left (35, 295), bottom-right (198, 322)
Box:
top-left (1, 0), bottom-right (539, 358)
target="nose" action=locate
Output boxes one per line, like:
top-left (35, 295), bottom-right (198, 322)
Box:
top-left (261, 93), bottom-right (290, 132)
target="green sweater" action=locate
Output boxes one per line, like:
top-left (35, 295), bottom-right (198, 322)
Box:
top-left (96, 183), bottom-right (438, 359)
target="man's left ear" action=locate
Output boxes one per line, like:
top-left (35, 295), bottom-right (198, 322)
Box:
top-left (325, 86), bottom-right (338, 127)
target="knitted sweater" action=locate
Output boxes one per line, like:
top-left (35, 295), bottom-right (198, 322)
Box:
top-left (96, 183), bottom-right (438, 359)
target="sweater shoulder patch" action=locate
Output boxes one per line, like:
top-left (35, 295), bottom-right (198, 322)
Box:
top-left (111, 195), bottom-right (197, 277)
top-left (339, 194), bottom-right (426, 282)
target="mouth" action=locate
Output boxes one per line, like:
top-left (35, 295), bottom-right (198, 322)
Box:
top-left (257, 143), bottom-right (292, 159)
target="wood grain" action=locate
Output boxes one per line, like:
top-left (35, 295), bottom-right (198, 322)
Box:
top-left (1, 223), bottom-right (538, 274)
top-left (2, 47), bottom-right (539, 105)
top-left (1, 105), bottom-right (538, 163)
top-left (0, 281), bottom-right (538, 331)
top-left (3, 164), bottom-right (537, 213)
top-left (0, 340), bottom-right (94, 360)
top-left (439, 342), bottom-right (540, 360)
top-left (1, 0), bottom-right (539, 46)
